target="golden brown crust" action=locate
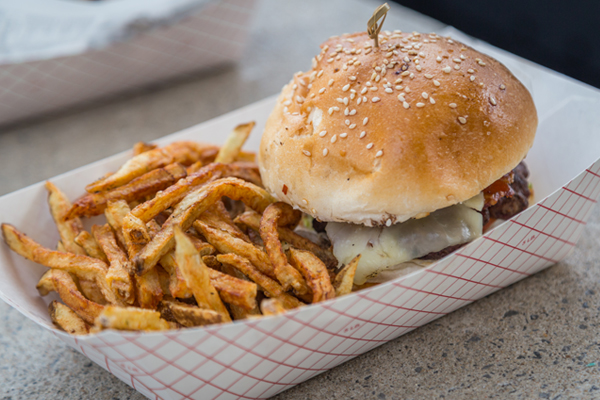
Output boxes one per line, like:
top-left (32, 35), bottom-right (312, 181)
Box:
top-left (258, 31), bottom-right (538, 226)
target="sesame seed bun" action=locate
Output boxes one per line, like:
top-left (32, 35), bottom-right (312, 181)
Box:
top-left (258, 31), bottom-right (538, 226)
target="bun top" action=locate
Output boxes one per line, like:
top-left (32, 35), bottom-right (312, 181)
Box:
top-left (258, 31), bottom-right (538, 226)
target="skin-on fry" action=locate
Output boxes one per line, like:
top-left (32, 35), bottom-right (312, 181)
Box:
top-left (2, 223), bottom-right (120, 306)
top-left (45, 181), bottom-right (85, 255)
top-left (174, 227), bottom-right (231, 322)
top-left (216, 253), bottom-right (303, 310)
top-left (288, 248), bottom-right (335, 303)
top-left (78, 279), bottom-right (107, 305)
top-left (132, 142), bottom-right (157, 156)
top-left (260, 203), bottom-right (309, 294)
top-left (260, 298), bottom-right (286, 316)
top-left (40, 269), bottom-right (105, 324)
top-left (218, 263), bottom-right (261, 320)
top-left (236, 209), bottom-right (338, 269)
top-left (130, 162), bottom-right (262, 223)
top-left (68, 163), bottom-right (187, 219)
top-left (120, 213), bottom-right (163, 308)
top-left (49, 301), bottom-right (90, 335)
top-left (135, 178), bottom-right (275, 275)
top-left (104, 200), bottom-right (130, 248)
top-left (158, 298), bottom-right (224, 327)
top-left (36, 269), bottom-right (56, 296)
top-left (74, 231), bottom-right (108, 263)
top-left (215, 122), bottom-right (255, 164)
top-left (95, 306), bottom-right (172, 331)
top-left (195, 221), bottom-right (275, 279)
top-left (92, 224), bottom-right (134, 304)
top-left (159, 251), bottom-right (193, 299)
top-left (334, 255), bottom-right (360, 297)
top-left (85, 141), bottom-right (219, 193)
top-left (198, 201), bottom-right (250, 242)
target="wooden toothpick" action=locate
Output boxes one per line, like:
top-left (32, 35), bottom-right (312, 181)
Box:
top-left (367, 3), bottom-right (391, 48)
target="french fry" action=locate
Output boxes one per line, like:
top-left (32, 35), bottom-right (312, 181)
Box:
top-left (36, 270), bottom-right (56, 296)
top-left (68, 163), bottom-right (187, 219)
top-left (78, 279), bottom-right (107, 305)
top-left (49, 301), bottom-right (90, 335)
top-left (288, 248), bottom-right (335, 303)
top-left (135, 178), bottom-right (275, 275)
top-left (198, 201), bottom-right (250, 242)
top-left (260, 203), bottom-right (309, 294)
top-left (95, 306), bottom-right (172, 331)
top-left (104, 200), bottom-right (130, 248)
top-left (2, 223), bottom-right (119, 305)
top-left (159, 251), bottom-right (193, 299)
top-left (214, 122), bottom-right (255, 164)
top-left (216, 253), bottom-right (303, 310)
top-left (174, 227), bottom-right (231, 322)
top-left (74, 231), bottom-right (108, 263)
top-left (130, 162), bottom-right (262, 223)
top-left (236, 209), bottom-right (338, 269)
top-left (85, 142), bottom-right (219, 193)
top-left (158, 298), bottom-right (224, 327)
top-left (41, 269), bottom-right (105, 324)
top-left (195, 221), bottom-right (275, 279)
top-left (45, 181), bottom-right (85, 255)
top-left (135, 272), bottom-right (163, 309)
top-left (92, 224), bottom-right (134, 304)
top-left (334, 255), bottom-right (360, 297)
top-left (219, 262), bottom-right (261, 319)
top-left (260, 298), bottom-right (286, 316)
top-left (132, 142), bottom-right (157, 156)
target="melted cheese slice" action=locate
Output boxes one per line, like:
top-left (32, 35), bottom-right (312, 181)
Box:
top-left (326, 201), bottom-right (483, 285)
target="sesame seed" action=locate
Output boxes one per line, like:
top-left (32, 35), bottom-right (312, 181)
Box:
top-left (478, 60), bottom-right (486, 66)
top-left (363, 96), bottom-right (368, 103)
top-left (385, 88), bottom-right (393, 94)
top-left (376, 150), bottom-right (383, 157)
top-left (375, 75), bottom-right (381, 82)
top-left (292, 84), bottom-right (297, 90)
top-left (436, 56), bottom-right (442, 62)
top-left (395, 78), bottom-right (403, 84)
top-left (458, 116), bottom-right (467, 124)
top-left (319, 88), bottom-right (326, 94)
top-left (416, 102), bottom-right (425, 108)
top-left (344, 108), bottom-right (349, 116)
top-left (460, 55), bottom-right (466, 60)
top-left (366, 82), bottom-right (372, 87)
top-left (336, 98), bottom-right (344, 103)
top-left (416, 65), bottom-right (422, 71)
top-left (470, 75), bottom-right (476, 82)
top-left (331, 134), bottom-right (337, 143)
top-left (500, 84), bottom-right (506, 90)
top-left (317, 70), bottom-right (324, 78)
top-left (409, 73), bottom-right (415, 79)
top-left (296, 95), bottom-right (304, 103)
top-left (401, 71), bottom-right (410, 77)
top-left (302, 199), bottom-right (308, 205)
top-left (360, 131), bottom-right (366, 138)
top-left (372, 97), bottom-right (381, 103)
top-left (449, 103), bottom-right (457, 108)
top-left (419, 52), bottom-right (425, 57)
top-left (375, 66), bottom-right (381, 72)
top-left (489, 97), bottom-right (497, 106)
top-left (333, 106), bottom-right (340, 111)
top-left (283, 107), bottom-right (288, 113)
top-left (349, 124), bottom-right (356, 129)
top-left (404, 87), bottom-right (411, 93)
top-left (422, 92), bottom-right (428, 99)
top-left (348, 109), bottom-right (356, 116)
top-left (349, 76), bottom-right (357, 81)
top-left (367, 143), bottom-right (374, 149)
top-left (433, 80), bottom-right (440, 86)
top-left (403, 101), bottom-right (410, 109)
top-left (370, 86), bottom-right (378, 91)
top-left (340, 132), bottom-right (348, 138)
top-left (453, 58), bottom-right (461, 63)
top-left (357, 97), bottom-right (362, 105)
top-left (361, 87), bottom-right (368, 94)
top-left (454, 65), bottom-right (460, 70)
top-left (345, 119), bottom-right (350, 126)
top-left (319, 130), bottom-right (327, 137)
top-left (395, 85), bottom-right (403, 90)
top-left (350, 93), bottom-right (356, 100)
top-left (328, 79), bottom-right (334, 86)
top-left (443, 66), bottom-right (452, 73)
top-left (328, 108), bottom-right (334, 115)
top-left (363, 117), bottom-right (369, 125)
top-left (467, 69), bottom-right (474, 74)
top-left (386, 218), bottom-right (392, 226)
top-left (303, 150), bottom-right (311, 157)
top-left (283, 100), bottom-right (292, 106)
top-left (342, 84), bottom-right (350, 92)
top-left (323, 148), bottom-right (329, 156)
top-left (404, 56), bottom-right (410, 62)
top-left (424, 74), bottom-right (433, 79)
top-left (398, 94), bottom-right (405, 102)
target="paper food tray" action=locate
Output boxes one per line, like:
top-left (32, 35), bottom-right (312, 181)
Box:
top-left (0, 0), bottom-right (257, 126)
top-left (1, 30), bottom-right (600, 400)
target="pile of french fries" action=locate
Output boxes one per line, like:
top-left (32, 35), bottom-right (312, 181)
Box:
top-left (2, 123), bottom-right (360, 335)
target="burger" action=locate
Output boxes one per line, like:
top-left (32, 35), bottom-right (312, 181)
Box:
top-left (257, 31), bottom-right (537, 285)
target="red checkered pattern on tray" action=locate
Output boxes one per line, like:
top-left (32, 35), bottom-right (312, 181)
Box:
top-left (0, 0), bottom-right (256, 125)
top-left (52, 159), bottom-right (600, 400)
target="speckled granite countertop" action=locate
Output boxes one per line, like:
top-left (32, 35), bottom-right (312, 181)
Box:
top-left (1, 1), bottom-right (599, 399)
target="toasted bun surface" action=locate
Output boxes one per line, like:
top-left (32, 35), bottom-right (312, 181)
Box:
top-left (258, 31), bottom-right (538, 226)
